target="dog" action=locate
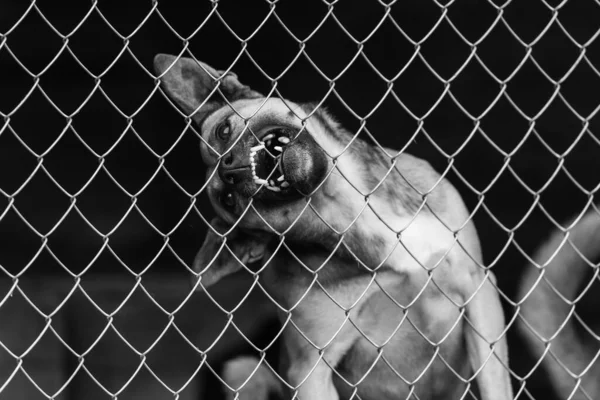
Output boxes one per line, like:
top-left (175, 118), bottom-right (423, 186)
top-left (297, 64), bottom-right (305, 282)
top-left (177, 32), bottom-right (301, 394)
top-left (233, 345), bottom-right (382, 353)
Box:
top-left (154, 53), bottom-right (514, 400)
top-left (197, 217), bottom-right (481, 400)
top-left (517, 208), bottom-right (600, 400)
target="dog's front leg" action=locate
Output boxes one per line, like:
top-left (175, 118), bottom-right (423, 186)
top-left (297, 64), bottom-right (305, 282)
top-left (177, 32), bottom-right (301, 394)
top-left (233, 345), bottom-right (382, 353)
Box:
top-left (463, 271), bottom-right (513, 400)
top-left (287, 355), bottom-right (338, 400)
top-left (282, 307), bottom-right (360, 400)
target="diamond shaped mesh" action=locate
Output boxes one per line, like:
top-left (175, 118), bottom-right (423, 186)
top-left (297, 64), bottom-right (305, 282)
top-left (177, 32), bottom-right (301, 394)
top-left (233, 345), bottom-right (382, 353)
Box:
top-left (1, 1), bottom-right (600, 400)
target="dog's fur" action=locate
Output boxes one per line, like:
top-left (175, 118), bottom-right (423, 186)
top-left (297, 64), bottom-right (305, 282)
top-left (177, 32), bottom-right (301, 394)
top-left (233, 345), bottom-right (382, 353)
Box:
top-left (517, 208), bottom-right (600, 400)
top-left (199, 218), bottom-right (476, 400)
top-left (154, 54), bottom-right (513, 400)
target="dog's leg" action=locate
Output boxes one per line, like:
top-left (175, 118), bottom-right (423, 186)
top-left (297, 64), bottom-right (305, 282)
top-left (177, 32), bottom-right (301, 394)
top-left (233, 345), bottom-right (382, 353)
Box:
top-left (283, 298), bottom-right (362, 400)
top-left (517, 210), bottom-right (600, 400)
top-left (463, 271), bottom-right (513, 400)
top-left (222, 356), bottom-right (284, 400)
top-left (284, 330), bottom-right (349, 400)
top-left (287, 357), bottom-right (339, 400)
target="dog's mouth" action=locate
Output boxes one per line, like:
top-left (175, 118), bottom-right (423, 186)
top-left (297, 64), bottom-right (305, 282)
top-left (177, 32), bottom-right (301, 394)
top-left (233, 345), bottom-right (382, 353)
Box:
top-left (249, 129), bottom-right (293, 193)
top-left (217, 127), bottom-right (328, 205)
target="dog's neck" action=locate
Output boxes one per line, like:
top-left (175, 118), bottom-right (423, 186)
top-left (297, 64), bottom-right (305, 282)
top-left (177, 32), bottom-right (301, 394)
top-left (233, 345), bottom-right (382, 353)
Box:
top-left (260, 241), bottom-right (379, 289)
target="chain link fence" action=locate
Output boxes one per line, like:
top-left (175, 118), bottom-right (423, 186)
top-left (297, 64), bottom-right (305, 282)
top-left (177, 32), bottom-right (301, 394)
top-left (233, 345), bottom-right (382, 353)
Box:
top-left (1, 0), bottom-right (600, 399)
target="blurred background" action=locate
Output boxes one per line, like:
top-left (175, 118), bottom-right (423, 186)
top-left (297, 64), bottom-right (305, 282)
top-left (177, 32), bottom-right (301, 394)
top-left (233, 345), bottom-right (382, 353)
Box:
top-left (1, 0), bottom-right (600, 399)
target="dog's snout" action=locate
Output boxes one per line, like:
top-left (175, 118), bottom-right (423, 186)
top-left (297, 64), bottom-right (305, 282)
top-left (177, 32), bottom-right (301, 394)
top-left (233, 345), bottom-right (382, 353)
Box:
top-left (219, 167), bottom-right (250, 185)
top-left (219, 148), bottom-right (251, 185)
top-left (223, 152), bottom-right (234, 166)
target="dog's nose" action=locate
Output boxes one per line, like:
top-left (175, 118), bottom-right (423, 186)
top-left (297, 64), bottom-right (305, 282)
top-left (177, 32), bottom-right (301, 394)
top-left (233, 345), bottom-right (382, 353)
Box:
top-left (281, 131), bottom-right (328, 195)
top-left (219, 167), bottom-right (250, 185)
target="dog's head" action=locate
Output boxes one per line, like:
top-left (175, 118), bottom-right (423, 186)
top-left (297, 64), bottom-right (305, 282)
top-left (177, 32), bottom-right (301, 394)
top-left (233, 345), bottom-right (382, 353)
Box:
top-left (154, 54), bottom-right (333, 229)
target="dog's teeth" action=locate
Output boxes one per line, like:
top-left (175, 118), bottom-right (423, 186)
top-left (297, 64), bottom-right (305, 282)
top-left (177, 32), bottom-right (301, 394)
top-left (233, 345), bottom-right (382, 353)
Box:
top-left (266, 186), bottom-right (281, 192)
top-left (263, 134), bottom-right (275, 141)
top-left (274, 146), bottom-right (283, 153)
top-left (277, 175), bottom-right (285, 182)
top-left (255, 178), bottom-right (268, 185)
top-left (250, 144), bottom-right (265, 152)
top-left (266, 140), bottom-right (272, 147)
top-left (278, 137), bottom-right (290, 144)
top-left (281, 182), bottom-right (290, 188)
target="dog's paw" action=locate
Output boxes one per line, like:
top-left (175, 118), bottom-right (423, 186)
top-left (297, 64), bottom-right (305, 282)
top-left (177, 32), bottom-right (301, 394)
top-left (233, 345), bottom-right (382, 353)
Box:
top-left (222, 356), bottom-right (283, 400)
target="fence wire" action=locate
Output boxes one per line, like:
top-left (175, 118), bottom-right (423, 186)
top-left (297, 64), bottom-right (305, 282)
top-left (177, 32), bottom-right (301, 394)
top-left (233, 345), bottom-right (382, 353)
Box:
top-left (1, 1), bottom-right (600, 400)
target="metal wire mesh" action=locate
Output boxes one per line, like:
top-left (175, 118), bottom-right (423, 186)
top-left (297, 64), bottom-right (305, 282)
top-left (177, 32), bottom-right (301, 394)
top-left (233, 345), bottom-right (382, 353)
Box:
top-left (1, 1), bottom-right (600, 399)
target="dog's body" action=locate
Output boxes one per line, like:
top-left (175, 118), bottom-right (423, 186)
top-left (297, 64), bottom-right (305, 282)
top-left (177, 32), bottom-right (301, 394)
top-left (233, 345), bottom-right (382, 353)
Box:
top-left (154, 54), bottom-right (513, 400)
top-left (202, 228), bottom-right (473, 400)
top-left (517, 209), bottom-right (600, 400)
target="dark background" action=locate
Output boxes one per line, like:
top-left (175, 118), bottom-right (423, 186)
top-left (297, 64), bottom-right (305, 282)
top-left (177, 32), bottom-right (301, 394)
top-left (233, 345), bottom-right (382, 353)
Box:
top-left (1, 0), bottom-right (600, 399)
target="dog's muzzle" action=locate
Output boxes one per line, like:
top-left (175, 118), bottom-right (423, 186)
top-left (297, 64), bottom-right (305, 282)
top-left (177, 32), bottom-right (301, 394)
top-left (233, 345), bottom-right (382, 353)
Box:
top-left (219, 129), bottom-right (328, 199)
top-left (279, 131), bottom-right (329, 195)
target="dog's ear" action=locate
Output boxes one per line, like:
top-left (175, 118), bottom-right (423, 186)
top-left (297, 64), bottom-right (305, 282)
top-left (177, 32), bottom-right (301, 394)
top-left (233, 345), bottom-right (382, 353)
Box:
top-left (154, 54), bottom-right (263, 123)
top-left (192, 217), bottom-right (272, 289)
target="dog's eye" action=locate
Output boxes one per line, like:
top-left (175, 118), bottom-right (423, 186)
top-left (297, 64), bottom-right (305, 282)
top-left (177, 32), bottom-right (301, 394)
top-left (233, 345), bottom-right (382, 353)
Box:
top-left (220, 191), bottom-right (235, 209)
top-left (215, 121), bottom-right (231, 141)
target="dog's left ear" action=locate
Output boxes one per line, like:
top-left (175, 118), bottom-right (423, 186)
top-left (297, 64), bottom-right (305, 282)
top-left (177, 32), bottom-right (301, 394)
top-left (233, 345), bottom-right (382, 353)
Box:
top-left (154, 54), bottom-right (262, 123)
top-left (192, 217), bottom-right (272, 289)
